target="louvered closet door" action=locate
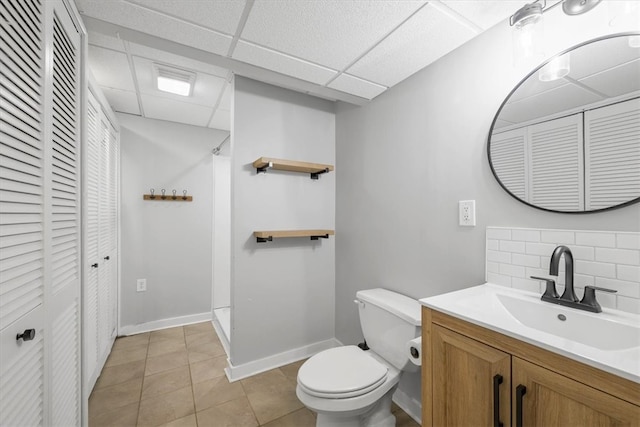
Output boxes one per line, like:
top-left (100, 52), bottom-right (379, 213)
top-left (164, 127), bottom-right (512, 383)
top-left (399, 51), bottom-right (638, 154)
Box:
top-left (490, 127), bottom-right (528, 201)
top-left (585, 98), bottom-right (640, 210)
top-left (85, 90), bottom-right (100, 386)
top-left (0, 1), bottom-right (47, 425)
top-left (98, 116), bottom-right (111, 356)
top-left (527, 114), bottom-right (584, 211)
top-left (46, 1), bottom-right (82, 425)
top-left (106, 123), bottom-right (118, 337)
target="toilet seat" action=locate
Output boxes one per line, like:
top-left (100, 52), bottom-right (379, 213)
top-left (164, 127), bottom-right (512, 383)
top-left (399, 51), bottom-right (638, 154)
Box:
top-left (297, 346), bottom-right (388, 399)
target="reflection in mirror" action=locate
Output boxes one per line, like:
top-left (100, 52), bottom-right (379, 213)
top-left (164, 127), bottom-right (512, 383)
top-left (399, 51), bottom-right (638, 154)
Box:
top-left (488, 34), bottom-right (640, 213)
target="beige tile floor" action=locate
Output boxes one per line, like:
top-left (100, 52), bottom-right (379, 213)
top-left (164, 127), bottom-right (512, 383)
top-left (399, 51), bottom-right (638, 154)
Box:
top-left (89, 322), bottom-right (420, 427)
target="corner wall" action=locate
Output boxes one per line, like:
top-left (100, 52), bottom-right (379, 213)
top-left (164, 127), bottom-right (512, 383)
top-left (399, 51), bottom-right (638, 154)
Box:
top-left (335, 5), bottom-right (640, 421)
top-left (230, 77), bottom-right (336, 369)
top-left (118, 113), bottom-right (228, 331)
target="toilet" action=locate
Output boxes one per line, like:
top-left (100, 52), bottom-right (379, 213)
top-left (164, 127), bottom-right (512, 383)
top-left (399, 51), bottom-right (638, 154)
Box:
top-left (296, 288), bottom-right (421, 427)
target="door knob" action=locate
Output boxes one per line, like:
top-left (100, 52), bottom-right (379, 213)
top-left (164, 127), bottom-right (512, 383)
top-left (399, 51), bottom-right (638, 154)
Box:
top-left (16, 329), bottom-right (36, 342)
top-left (103, 256), bottom-right (110, 261)
top-left (91, 263), bottom-right (98, 268)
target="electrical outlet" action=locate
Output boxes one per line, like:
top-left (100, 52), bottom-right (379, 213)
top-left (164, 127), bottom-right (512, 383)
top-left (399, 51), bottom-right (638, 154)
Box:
top-left (459, 200), bottom-right (476, 226)
top-left (136, 279), bottom-right (147, 292)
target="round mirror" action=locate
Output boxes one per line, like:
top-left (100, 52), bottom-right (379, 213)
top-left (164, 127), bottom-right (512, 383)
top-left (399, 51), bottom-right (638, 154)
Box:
top-left (488, 34), bottom-right (640, 213)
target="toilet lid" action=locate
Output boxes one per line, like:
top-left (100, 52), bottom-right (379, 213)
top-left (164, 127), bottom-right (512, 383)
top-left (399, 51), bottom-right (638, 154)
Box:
top-left (298, 346), bottom-right (388, 398)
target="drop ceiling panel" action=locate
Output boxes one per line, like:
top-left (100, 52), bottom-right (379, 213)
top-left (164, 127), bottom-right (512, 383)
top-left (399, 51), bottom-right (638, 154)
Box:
top-left (76, 0), bottom-right (232, 55)
top-left (141, 94), bottom-right (213, 127)
top-left (101, 87), bottom-right (140, 115)
top-left (499, 84), bottom-right (602, 124)
top-left (327, 74), bottom-right (386, 100)
top-left (87, 30), bottom-right (125, 52)
top-left (569, 36), bottom-right (640, 80)
top-left (126, 0), bottom-right (246, 35)
top-left (579, 59), bottom-right (640, 98)
top-left (209, 109), bottom-right (230, 131)
top-left (441, 0), bottom-right (530, 30)
top-left (132, 56), bottom-right (226, 107)
top-left (240, 0), bottom-right (427, 70)
top-left (507, 73), bottom-right (568, 103)
top-left (88, 45), bottom-right (136, 91)
top-left (233, 41), bottom-right (338, 86)
top-left (347, 3), bottom-right (478, 87)
top-left (128, 41), bottom-right (229, 78)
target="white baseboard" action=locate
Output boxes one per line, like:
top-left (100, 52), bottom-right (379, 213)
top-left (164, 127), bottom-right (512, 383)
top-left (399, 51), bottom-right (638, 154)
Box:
top-left (224, 338), bottom-right (341, 382)
top-left (118, 312), bottom-right (212, 336)
top-left (392, 387), bottom-right (422, 425)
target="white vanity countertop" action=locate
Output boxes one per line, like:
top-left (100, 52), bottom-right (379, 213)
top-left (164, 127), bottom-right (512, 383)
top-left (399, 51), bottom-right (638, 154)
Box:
top-left (420, 283), bottom-right (640, 384)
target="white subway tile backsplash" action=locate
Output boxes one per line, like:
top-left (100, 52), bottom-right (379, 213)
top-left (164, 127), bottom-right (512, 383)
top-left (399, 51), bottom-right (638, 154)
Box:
top-left (617, 233), bottom-right (640, 250)
top-left (575, 232), bottom-right (616, 248)
top-left (595, 277), bottom-right (640, 298)
top-left (541, 230), bottom-right (575, 244)
top-left (487, 228), bottom-right (511, 240)
top-left (526, 242), bottom-right (558, 256)
top-left (487, 250), bottom-right (511, 263)
top-left (500, 263), bottom-right (525, 278)
top-left (512, 229), bottom-right (540, 242)
top-left (569, 246), bottom-right (594, 261)
top-left (500, 240), bottom-right (526, 253)
top-left (512, 253), bottom-right (540, 268)
top-left (487, 272), bottom-right (512, 287)
top-left (575, 260), bottom-right (616, 278)
top-left (617, 295), bottom-right (640, 314)
top-left (618, 265), bottom-right (640, 282)
top-left (596, 248), bottom-right (640, 266)
top-left (487, 227), bottom-right (640, 315)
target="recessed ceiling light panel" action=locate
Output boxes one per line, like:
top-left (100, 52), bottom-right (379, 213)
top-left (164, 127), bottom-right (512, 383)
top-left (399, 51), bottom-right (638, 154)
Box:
top-left (152, 63), bottom-right (196, 97)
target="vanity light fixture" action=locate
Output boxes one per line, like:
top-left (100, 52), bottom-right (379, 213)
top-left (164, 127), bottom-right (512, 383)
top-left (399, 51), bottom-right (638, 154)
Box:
top-left (539, 52), bottom-right (570, 81)
top-left (153, 63), bottom-right (196, 97)
top-left (510, 0), bottom-right (602, 27)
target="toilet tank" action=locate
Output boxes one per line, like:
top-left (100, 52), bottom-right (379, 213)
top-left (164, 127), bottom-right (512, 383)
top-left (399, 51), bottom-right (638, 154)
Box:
top-left (356, 288), bottom-right (421, 371)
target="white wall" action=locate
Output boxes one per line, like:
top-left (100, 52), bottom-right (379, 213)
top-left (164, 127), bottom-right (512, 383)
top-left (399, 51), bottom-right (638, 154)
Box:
top-left (335, 4), bottom-right (640, 420)
top-left (231, 77), bottom-right (336, 367)
top-left (118, 113), bottom-right (229, 330)
top-left (213, 155), bottom-right (231, 310)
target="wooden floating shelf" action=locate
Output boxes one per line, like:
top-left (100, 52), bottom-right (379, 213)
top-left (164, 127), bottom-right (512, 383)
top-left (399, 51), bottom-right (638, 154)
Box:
top-left (253, 157), bottom-right (334, 179)
top-left (253, 229), bottom-right (335, 243)
top-left (143, 194), bottom-right (193, 202)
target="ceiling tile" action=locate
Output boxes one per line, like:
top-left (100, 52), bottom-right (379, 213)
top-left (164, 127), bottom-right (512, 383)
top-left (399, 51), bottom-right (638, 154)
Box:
top-left (125, 0), bottom-right (246, 35)
top-left (209, 109), bottom-right (230, 131)
top-left (132, 56), bottom-right (226, 107)
top-left (569, 36), bottom-right (640, 80)
top-left (88, 45), bottom-right (136, 91)
top-left (128, 41), bottom-right (229, 79)
top-left (579, 59), bottom-right (640, 98)
top-left (232, 41), bottom-right (337, 86)
top-left (76, 0), bottom-right (232, 55)
top-left (441, 0), bottom-right (529, 31)
top-left (100, 87), bottom-right (140, 115)
top-left (240, 0), bottom-right (427, 70)
top-left (347, 3), bottom-right (477, 87)
top-left (327, 74), bottom-right (386, 100)
top-left (87, 30), bottom-right (125, 51)
top-left (141, 93), bottom-right (213, 127)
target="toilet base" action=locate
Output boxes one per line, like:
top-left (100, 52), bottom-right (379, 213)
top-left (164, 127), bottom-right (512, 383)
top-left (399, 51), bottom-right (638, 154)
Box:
top-left (315, 386), bottom-right (397, 427)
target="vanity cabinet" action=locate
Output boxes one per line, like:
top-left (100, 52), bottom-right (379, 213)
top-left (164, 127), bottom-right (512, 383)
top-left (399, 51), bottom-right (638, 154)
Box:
top-left (423, 308), bottom-right (640, 427)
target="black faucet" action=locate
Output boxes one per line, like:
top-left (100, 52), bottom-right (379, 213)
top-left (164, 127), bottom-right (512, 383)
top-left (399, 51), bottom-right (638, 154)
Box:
top-left (531, 245), bottom-right (617, 313)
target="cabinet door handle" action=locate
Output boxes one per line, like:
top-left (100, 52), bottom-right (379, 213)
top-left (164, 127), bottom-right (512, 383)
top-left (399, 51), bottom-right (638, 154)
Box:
top-left (493, 374), bottom-right (503, 427)
top-left (16, 328), bottom-right (36, 341)
top-left (516, 384), bottom-right (527, 427)
top-left (91, 263), bottom-right (98, 268)
top-left (103, 256), bottom-right (110, 261)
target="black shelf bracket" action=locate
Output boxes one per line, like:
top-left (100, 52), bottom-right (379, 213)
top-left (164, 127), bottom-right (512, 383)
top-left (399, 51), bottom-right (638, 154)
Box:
top-left (310, 234), bottom-right (329, 240)
top-left (256, 236), bottom-right (273, 243)
top-left (256, 162), bottom-right (273, 174)
top-left (310, 168), bottom-right (329, 180)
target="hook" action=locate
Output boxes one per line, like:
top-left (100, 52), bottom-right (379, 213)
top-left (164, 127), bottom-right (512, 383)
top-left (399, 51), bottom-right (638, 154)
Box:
top-left (172, 189), bottom-right (177, 200)
top-left (149, 188), bottom-right (155, 199)
top-left (161, 189), bottom-right (166, 200)
top-left (182, 190), bottom-right (188, 200)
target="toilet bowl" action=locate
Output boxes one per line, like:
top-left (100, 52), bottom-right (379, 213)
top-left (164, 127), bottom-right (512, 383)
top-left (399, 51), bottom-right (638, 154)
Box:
top-left (296, 289), bottom-right (421, 427)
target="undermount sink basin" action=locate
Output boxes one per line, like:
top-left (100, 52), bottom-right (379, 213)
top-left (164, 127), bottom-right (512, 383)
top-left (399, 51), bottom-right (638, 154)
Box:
top-left (496, 293), bottom-right (640, 351)
top-left (420, 283), bottom-right (640, 383)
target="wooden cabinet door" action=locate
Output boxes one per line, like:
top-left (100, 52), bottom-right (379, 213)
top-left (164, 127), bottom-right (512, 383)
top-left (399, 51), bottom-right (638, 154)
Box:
top-left (512, 357), bottom-right (640, 427)
top-left (432, 325), bottom-right (511, 427)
